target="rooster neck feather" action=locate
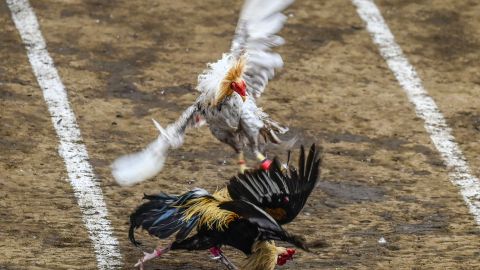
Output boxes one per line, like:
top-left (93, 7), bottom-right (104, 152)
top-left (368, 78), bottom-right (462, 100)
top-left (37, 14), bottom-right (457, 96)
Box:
top-left (197, 54), bottom-right (246, 106)
top-left (212, 187), bottom-right (232, 201)
top-left (241, 241), bottom-right (283, 270)
top-left (181, 197), bottom-right (238, 231)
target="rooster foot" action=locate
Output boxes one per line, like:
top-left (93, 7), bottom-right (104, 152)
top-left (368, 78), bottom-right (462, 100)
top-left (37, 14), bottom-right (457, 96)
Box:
top-left (134, 245), bottom-right (170, 270)
top-left (209, 247), bottom-right (238, 270)
top-left (238, 160), bottom-right (248, 174)
top-left (238, 152), bottom-right (248, 174)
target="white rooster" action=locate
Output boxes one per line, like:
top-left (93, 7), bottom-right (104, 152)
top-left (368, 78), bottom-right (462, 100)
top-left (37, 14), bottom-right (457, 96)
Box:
top-left (112, 0), bottom-right (295, 187)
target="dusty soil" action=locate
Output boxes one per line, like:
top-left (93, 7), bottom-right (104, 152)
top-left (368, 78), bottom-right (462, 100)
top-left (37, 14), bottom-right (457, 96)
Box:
top-left (1, 0), bottom-right (480, 269)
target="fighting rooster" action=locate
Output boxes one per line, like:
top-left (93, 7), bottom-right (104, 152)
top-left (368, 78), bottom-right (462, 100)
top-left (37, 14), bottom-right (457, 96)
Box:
top-left (129, 144), bottom-right (321, 270)
top-left (112, 0), bottom-right (295, 186)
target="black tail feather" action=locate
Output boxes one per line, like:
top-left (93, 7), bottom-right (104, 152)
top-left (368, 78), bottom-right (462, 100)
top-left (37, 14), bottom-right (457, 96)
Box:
top-left (129, 188), bottom-right (208, 247)
top-left (129, 214), bottom-right (142, 247)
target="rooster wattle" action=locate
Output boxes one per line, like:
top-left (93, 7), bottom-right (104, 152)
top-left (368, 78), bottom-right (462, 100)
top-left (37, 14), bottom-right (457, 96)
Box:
top-left (112, 0), bottom-right (295, 186)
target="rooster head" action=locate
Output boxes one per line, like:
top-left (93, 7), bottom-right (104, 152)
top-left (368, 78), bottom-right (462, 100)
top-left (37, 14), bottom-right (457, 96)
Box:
top-left (215, 56), bottom-right (247, 105)
top-left (277, 248), bottom-right (295, 266)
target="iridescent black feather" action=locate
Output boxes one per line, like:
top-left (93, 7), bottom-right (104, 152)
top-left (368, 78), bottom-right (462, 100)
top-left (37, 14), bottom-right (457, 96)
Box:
top-left (227, 144), bottom-right (322, 224)
top-left (129, 188), bottom-right (208, 246)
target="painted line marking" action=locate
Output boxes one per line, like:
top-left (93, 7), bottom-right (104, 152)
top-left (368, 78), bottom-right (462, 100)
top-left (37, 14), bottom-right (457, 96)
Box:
top-left (6, 0), bottom-right (123, 268)
top-left (352, 0), bottom-right (480, 225)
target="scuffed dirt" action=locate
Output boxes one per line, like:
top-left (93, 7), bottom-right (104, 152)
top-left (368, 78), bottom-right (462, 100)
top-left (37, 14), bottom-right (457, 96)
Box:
top-left (1, 0), bottom-right (480, 269)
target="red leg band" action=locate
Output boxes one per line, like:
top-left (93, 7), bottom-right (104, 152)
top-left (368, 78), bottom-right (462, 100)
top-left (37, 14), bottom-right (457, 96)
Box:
top-left (209, 247), bottom-right (222, 257)
top-left (260, 159), bottom-right (272, 170)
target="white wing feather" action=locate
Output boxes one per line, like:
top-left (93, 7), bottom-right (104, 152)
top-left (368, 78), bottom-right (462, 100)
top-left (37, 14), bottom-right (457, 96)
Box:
top-left (197, 0), bottom-right (293, 99)
top-left (233, 0), bottom-right (294, 98)
top-left (111, 106), bottom-right (197, 186)
top-left (112, 0), bottom-right (293, 186)
top-left (111, 135), bottom-right (170, 187)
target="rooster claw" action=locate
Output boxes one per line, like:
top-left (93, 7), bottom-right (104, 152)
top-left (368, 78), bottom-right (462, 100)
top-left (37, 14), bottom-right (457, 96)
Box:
top-left (134, 251), bottom-right (154, 269)
top-left (209, 247), bottom-right (238, 270)
top-left (134, 246), bottom-right (170, 269)
top-left (134, 259), bottom-right (144, 270)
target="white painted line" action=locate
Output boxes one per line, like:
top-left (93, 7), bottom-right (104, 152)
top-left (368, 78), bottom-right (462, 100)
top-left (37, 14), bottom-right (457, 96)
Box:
top-left (6, 0), bottom-right (123, 268)
top-left (352, 0), bottom-right (480, 224)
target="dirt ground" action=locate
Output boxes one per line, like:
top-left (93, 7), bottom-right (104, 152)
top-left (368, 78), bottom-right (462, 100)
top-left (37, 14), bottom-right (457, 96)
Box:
top-left (1, 0), bottom-right (480, 269)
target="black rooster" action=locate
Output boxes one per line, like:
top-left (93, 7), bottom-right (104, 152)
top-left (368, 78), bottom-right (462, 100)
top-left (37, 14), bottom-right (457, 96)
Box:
top-left (129, 144), bottom-right (321, 270)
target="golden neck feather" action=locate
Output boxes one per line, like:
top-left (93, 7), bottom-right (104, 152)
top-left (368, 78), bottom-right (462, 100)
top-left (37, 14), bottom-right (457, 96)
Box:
top-left (212, 187), bottom-right (231, 202)
top-left (181, 197), bottom-right (237, 231)
top-left (214, 56), bottom-right (246, 106)
top-left (241, 241), bottom-right (285, 270)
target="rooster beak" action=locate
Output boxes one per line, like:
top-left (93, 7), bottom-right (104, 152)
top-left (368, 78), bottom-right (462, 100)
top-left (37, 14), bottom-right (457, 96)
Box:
top-left (241, 95), bottom-right (247, 102)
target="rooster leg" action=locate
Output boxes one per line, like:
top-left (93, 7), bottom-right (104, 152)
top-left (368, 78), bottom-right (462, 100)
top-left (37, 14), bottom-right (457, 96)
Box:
top-left (210, 247), bottom-right (238, 270)
top-left (254, 151), bottom-right (272, 171)
top-left (210, 128), bottom-right (244, 172)
top-left (134, 245), bottom-right (171, 269)
top-left (219, 253), bottom-right (238, 270)
top-left (238, 151), bottom-right (247, 173)
top-left (209, 246), bottom-right (223, 259)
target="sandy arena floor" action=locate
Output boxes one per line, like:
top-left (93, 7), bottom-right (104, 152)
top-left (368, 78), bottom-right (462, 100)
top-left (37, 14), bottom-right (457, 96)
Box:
top-left (1, 0), bottom-right (480, 269)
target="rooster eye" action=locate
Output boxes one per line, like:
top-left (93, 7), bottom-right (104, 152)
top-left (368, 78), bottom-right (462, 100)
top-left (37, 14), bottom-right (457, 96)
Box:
top-left (230, 82), bottom-right (237, 89)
